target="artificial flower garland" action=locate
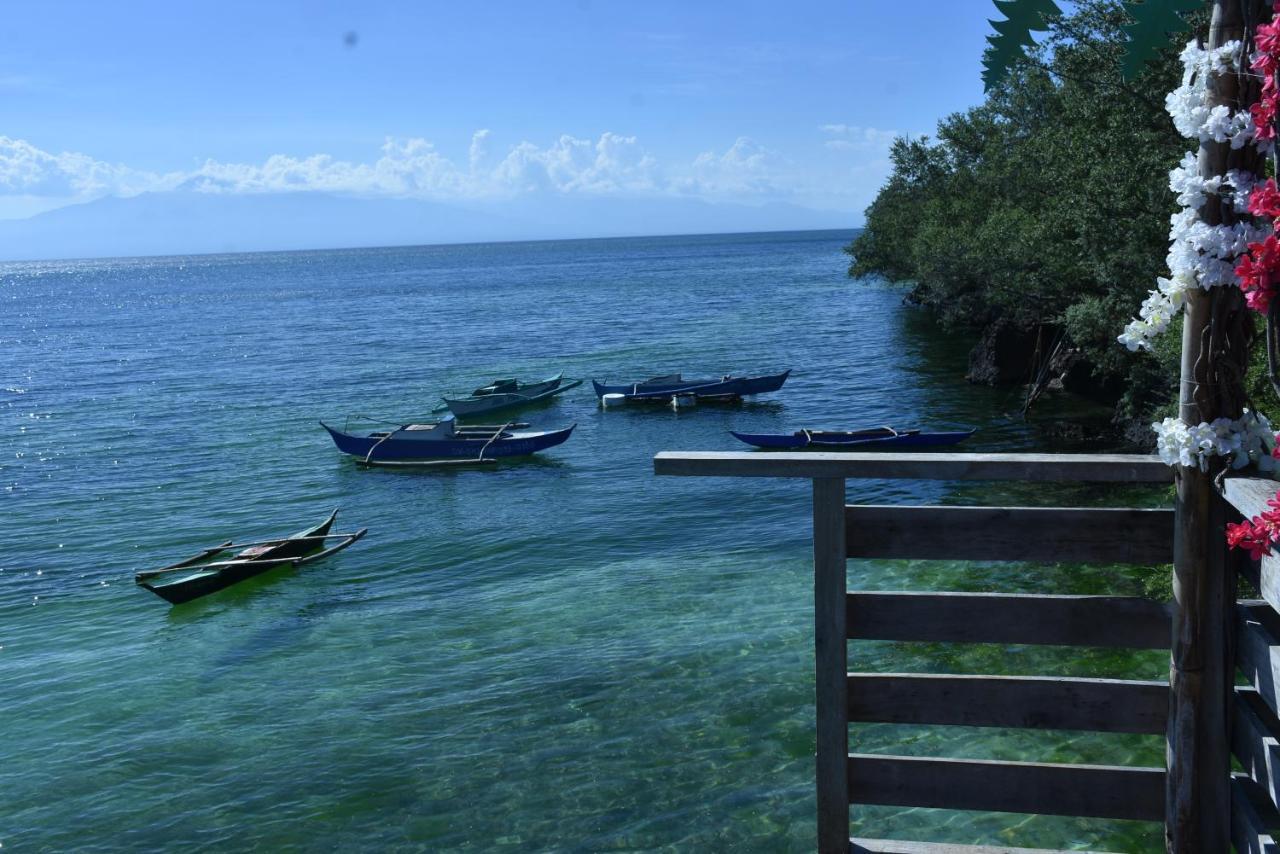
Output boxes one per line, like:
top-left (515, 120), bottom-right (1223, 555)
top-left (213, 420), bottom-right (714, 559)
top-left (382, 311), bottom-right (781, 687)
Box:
top-left (1225, 18), bottom-right (1280, 556)
top-left (1236, 18), bottom-right (1280, 314)
top-left (1119, 40), bottom-right (1265, 352)
top-left (1152, 409), bottom-right (1278, 470)
top-left (1228, 492), bottom-right (1280, 559)
top-left (1118, 31), bottom-right (1280, 555)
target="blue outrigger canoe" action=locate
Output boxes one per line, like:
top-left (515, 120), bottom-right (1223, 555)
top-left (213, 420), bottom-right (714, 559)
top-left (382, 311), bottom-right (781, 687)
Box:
top-left (434, 374), bottom-right (584, 419)
top-left (592, 369), bottom-right (790, 401)
top-left (730, 426), bottom-right (975, 450)
top-left (322, 417), bottom-right (574, 467)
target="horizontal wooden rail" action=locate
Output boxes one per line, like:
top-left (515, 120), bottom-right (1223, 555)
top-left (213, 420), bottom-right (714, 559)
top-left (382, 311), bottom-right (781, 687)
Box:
top-left (846, 505), bottom-right (1172, 565)
top-left (653, 451), bottom-right (1170, 481)
top-left (1235, 688), bottom-right (1280, 815)
top-left (847, 674), bottom-right (1168, 734)
top-left (851, 840), bottom-right (1112, 854)
top-left (1225, 478), bottom-right (1280, 520)
top-left (846, 754), bottom-right (1164, 821)
top-left (1239, 602), bottom-right (1280, 720)
top-left (847, 592), bottom-right (1171, 648)
top-left (1231, 773), bottom-right (1280, 854)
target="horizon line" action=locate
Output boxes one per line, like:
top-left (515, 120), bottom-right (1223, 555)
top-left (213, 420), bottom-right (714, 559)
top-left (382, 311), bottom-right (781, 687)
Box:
top-left (0, 225), bottom-right (862, 267)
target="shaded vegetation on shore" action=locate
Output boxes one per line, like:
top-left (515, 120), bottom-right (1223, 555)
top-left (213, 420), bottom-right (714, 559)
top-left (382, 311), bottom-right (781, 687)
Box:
top-left (845, 0), bottom-right (1278, 439)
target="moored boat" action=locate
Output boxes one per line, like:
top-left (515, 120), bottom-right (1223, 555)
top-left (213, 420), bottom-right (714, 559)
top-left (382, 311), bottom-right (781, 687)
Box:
top-left (135, 509), bottom-right (367, 605)
top-left (436, 373), bottom-right (584, 418)
top-left (321, 416), bottom-right (574, 466)
top-left (592, 369), bottom-right (790, 402)
top-left (729, 426), bottom-right (976, 450)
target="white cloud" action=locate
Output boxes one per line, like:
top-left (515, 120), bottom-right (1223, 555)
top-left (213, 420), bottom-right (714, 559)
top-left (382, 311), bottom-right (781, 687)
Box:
top-left (490, 132), bottom-right (659, 195)
top-left (185, 138), bottom-right (466, 197)
top-left (682, 137), bottom-right (787, 198)
top-left (820, 124), bottom-right (899, 149)
top-left (0, 135), bottom-right (168, 199)
top-left (468, 129), bottom-right (490, 174)
top-left (0, 129), bottom-right (889, 217)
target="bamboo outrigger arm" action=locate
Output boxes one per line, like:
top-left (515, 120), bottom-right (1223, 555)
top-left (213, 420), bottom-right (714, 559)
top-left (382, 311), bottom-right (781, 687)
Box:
top-left (135, 530), bottom-right (368, 581)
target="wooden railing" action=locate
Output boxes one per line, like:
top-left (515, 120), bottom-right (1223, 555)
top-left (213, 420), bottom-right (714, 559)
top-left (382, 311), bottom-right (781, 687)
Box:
top-left (1223, 478), bottom-right (1280, 854)
top-left (654, 451), bottom-right (1176, 854)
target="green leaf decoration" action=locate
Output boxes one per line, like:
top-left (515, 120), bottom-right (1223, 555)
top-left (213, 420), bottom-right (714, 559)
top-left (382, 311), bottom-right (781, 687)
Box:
top-left (982, 0), bottom-right (1062, 91)
top-left (1119, 0), bottom-right (1204, 82)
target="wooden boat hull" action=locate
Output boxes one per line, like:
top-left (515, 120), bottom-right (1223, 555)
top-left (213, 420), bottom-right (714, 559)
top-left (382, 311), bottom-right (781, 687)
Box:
top-left (591, 369), bottom-right (790, 400)
top-left (139, 511), bottom-right (339, 605)
top-left (475, 374), bottom-right (561, 398)
top-left (443, 378), bottom-right (583, 418)
top-left (321, 422), bottom-right (574, 462)
top-left (730, 428), bottom-right (976, 450)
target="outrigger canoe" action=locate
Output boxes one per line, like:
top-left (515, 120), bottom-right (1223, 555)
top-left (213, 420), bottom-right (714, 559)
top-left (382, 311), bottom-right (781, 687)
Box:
top-left (730, 426), bottom-right (976, 450)
top-left (321, 416), bottom-right (574, 467)
top-left (592, 369), bottom-right (790, 402)
top-left (434, 373), bottom-right (584, 418)
top-left (135, 509), bottom-right (367, 605)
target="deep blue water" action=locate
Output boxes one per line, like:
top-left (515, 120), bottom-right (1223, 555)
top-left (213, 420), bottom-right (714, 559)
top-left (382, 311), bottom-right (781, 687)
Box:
top-left (1, 231), bottom-right (1164, 851)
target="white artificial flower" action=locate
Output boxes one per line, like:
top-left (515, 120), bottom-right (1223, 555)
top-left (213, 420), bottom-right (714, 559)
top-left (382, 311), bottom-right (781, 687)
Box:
top-left (1123, 39), bottom-right (1270, 351)
top-left (1152, 410), bottom-right (1279, 470)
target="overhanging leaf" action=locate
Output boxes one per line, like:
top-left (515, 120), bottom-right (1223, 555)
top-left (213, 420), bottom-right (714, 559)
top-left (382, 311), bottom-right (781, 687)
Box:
top-left (1119, 0), bottom-right (1203, 82)
top-left (982, 0), bottom-right (1063, 91)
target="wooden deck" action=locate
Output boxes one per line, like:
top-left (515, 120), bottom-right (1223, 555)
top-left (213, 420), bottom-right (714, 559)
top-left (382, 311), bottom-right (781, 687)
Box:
top-left (654, 451), bottom-right (1280, 852)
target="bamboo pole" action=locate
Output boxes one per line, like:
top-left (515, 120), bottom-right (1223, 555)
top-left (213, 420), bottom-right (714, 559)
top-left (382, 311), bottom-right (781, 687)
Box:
top-left (1168, 2), bottom-right (1264, 849)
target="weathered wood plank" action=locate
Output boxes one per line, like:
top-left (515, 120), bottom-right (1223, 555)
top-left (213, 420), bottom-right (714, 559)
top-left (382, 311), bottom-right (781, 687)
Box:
top-left (1234, 688), bottom-right (1280, 813)
top-left (846, 592), bottom-right (1171, 649)
top-left (1224, 478), bottom-right (1280, 520)
top-left (1247, 549), bottom-right (1280, 622)
top-left (1168, 465), bottom-right (1236, 851)
top-left (847, 674), bottom-right (1168, 734)
top-left (813, 478), bottom-right (848, 854)
top-left (653, 451), bottom-right (1171, 482)
top-left (846, 754), bottom-right (1164, 821)
top-left (845, 505), bottom-right (1172, 565)
top-left (1231, 773), bottom-right (1280, 854)
top-left (1239, 602), bottom-right (1280, 721)
top-left (850, 840), bottom-right (1114, 854)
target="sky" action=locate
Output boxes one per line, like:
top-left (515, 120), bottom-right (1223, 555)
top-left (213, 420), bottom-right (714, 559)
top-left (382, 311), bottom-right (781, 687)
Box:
top-left (0, 0), bottom-right (996, 240)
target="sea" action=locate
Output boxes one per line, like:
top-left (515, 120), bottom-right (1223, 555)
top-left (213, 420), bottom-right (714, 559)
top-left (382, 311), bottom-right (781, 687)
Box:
top-left (1, 230), bottom-right (1167, 852)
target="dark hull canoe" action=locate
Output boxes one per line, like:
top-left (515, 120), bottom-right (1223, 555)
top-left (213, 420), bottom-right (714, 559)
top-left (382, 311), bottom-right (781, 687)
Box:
top-left (592, 370), bottom-right (790, 400)
top-left (321, 422), bottom-right (574, 462)
top-left (730, 428), bottom-right (976, 450)
top-left (442, 378), bottom-right (583, 418)
top-left (139, 510), bottom-right (339, 605)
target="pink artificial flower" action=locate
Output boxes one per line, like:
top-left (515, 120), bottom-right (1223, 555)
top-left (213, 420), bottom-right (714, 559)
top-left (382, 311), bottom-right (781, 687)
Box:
top-left (1257, 51), bottom-right (1280, 78)
top-left (1227, 519), bottom-right (1274, 560)
top-left (1237, 235), bottom-right (1280, 314)
top-left (1258, 21), bottom-right (1280, 57)
top-left (1250, 180), bottom-right (1280, 220)
top-left (1253, 99), bottom-right (1278, 142)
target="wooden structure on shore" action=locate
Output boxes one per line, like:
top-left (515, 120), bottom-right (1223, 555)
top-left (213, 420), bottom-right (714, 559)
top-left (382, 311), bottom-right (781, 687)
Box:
top-left (654, 450), bottom-right (1280, 853)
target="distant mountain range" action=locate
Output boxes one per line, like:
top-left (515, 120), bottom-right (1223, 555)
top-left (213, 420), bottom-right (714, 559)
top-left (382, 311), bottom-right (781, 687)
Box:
top-left (0, 190), bottom-right (856, 261)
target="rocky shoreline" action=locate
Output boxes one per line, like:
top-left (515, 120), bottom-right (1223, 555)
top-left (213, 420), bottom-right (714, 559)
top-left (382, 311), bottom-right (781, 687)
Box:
top-left (962, 316), bottom-right (1153, 451)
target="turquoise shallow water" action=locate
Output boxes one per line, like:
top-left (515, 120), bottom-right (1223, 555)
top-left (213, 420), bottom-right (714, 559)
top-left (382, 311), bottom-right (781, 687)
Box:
top-left (2, 231), bottom-right (1166, 852)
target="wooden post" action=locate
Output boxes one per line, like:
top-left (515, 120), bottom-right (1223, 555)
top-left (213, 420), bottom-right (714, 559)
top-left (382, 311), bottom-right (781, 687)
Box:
top-left (813, 477), bottom-right (848, 854)
top-left (1168, 3), bottom-right (1263, 850)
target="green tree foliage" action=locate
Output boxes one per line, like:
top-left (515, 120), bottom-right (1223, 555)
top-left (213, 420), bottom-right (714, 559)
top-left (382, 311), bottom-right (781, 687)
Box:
top-left (847, 0), bottom-right (1214, 425)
